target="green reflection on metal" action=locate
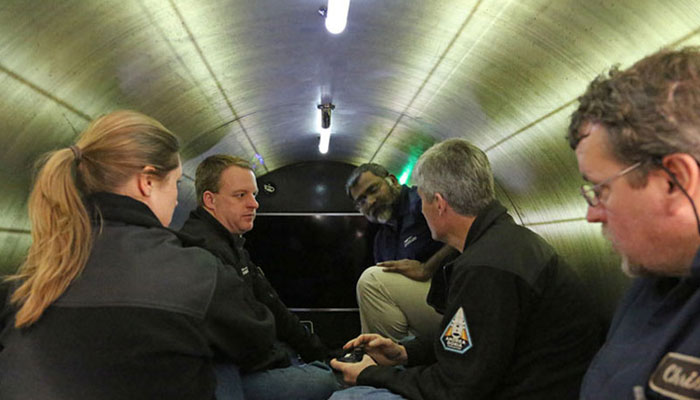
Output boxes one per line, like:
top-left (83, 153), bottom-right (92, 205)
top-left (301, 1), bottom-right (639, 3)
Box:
top-left (398, 167), bottom-right (412, 185)
top-left (399, 145), bottom-right (426, 185)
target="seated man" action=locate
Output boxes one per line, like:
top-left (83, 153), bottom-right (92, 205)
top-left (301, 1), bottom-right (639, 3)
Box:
top-left (331, 139), bottom-right (601, 400)
top-left (180, 155), bottom-right (338, 400)
top-left (346, 164), bottom-right (456, 341)
top-left (569, 47), bottom-right (700, 399)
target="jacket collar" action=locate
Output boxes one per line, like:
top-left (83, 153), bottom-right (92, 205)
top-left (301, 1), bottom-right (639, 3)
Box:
top-left (88, 192), bottom-right (162, 228)
top-left (190, 206), bottom-right (246, 248)
top-left (462, 200), bottom-right (508, 251)
top-left (87, 192), bottom-right (206, 247)
top-left (690, 246), bottom-right (700, 279)
top-left (385, 185), bottom-right (412, 228)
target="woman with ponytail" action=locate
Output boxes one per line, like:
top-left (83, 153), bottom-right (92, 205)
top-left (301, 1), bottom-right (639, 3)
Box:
top-left (0, 110), bottom-right (277, 400)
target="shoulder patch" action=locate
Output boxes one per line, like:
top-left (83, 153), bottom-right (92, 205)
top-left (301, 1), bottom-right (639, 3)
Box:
top-left (649, 352), bottom-right (700, 400)
top-left (440, 307), bottom-right (473, 354)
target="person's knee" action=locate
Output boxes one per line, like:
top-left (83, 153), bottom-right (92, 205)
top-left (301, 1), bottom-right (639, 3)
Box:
top-left (356, 266), bottom-right (384, 297)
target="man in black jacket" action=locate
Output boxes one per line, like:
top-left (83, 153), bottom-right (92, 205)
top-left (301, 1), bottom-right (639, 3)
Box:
top-left (180, 155), bottom-right (338, 400)
top-left (330, 139), bottom-right (601, 400)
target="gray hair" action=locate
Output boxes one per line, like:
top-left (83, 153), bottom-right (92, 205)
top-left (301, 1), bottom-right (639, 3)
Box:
top-left (345, 163), bottom-right (390, 197)
top-left (413, 138), bottom-right (495, 216)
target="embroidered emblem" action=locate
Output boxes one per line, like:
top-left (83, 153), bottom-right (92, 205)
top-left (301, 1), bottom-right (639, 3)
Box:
top-left (403, 235), bottom-right (417, 248)
top-left (241, 266), bottom-right (249, 276)
top-left (440, 307), bottom-right (473, 354)
top-left (649, 352), bottom-right (700, 400)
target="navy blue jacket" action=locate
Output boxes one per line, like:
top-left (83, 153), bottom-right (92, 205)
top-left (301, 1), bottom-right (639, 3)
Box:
top-left (580, 249), bottom-right (700, 400)
top-left (373, 186), bottom-right (442, 263)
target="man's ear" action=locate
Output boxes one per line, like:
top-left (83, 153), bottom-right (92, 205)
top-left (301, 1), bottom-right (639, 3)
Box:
top-left (137, 166), bottom-right (157, 197)
top-left (202, 190), bottom-right (216, 210)
top-left (386, 175), bottom-right (399, 186)
top-left (662, 153), bottom-right (700, 209)
top-left (434, 192), bottom-right (448, 215)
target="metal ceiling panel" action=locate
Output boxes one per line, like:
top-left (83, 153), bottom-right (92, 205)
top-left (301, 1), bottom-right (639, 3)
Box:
top-left (1, 0), bottom-right (700, 279)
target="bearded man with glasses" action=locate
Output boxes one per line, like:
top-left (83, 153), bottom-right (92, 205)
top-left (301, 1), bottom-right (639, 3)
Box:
top-left (570, 47), bottom-right (700, 399)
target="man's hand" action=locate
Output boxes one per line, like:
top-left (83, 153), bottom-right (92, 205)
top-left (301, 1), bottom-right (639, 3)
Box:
top-left (342, 334), bottom-right (408, 366)
top-left (377, 259), bottom-right (430, 281)
top-left (330, 354), bottom-right (376, 385)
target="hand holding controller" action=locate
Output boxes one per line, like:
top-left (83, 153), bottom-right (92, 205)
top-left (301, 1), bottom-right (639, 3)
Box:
top-left (337, 346), bottom-right (365, 363)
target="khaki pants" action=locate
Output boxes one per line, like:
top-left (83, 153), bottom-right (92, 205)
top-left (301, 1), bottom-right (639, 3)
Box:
top-left (356, 266), bottom-right (443, 341)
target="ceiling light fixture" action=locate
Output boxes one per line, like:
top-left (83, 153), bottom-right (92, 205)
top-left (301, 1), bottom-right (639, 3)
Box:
top-left (322, 0), bottom-right (350, 34)
top-left (319, 128), bottom-right (331, 154)
top-left (317, 103), bottom-right (335, 154)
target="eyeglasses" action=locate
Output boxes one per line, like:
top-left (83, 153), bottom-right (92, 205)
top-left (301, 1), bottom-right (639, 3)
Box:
top-left (580, 162), bottom-right (642, 207)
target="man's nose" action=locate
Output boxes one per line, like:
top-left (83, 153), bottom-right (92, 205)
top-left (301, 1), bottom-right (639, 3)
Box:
top-left (249, 196), bottom-right (259, 209)
top-left (364, 194), bottom-right (378, 209)
top-left (586, 203), bottom-right (606, 223)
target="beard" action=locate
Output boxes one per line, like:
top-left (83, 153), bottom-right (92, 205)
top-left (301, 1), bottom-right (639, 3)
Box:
top-left (620, 254), bottom-right (656, 278)
top-left (602, 226), bottom-right (676, 278)
top-left (602, 226), bottom-right (647, 277)
top-left (366, 183), bottom-right (401, 224)
top-left (367, 203), bottom-right (393, 224)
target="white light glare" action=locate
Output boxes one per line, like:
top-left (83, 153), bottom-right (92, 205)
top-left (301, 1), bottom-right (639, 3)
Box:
top-left (325, 0), bottom-right (350, 34)
top-left (319, 128), bottom-right (331, 154)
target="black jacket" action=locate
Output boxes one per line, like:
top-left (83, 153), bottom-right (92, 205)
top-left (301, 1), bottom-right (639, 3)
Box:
top-left (180, 207), bottom-right (329, 366)
top-left (0, 193), bottom-right (277, 400)
top-left (357, 201), bottom-right (601, 400)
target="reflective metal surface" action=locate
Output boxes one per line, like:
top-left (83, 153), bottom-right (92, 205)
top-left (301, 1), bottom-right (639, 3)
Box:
top-left (1, 0), bottom-right (699, 287)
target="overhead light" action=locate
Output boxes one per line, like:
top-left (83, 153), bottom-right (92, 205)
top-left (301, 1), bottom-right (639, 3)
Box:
top-left (317, 103), bottom-right (335, 154)
top-left (324, 0), bottom-right (350, 34)
top-left (319, 128), bottom-right (330, 154)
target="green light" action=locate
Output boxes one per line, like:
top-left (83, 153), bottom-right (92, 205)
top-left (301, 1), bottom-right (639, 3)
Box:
top-left (398, 162), bottom-right (415, 185)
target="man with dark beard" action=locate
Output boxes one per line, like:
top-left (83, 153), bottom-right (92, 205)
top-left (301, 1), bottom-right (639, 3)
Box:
top-left (346, 164), bottom-right (456, 342)
top-left (569, 47), bottom-right (700, 399)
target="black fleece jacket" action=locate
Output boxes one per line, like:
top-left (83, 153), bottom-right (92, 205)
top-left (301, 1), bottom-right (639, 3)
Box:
top-left (0, 193), bottom-right (277, 400)
top-left (180, 206), bottom-right (329, 365)
top-left (357, 201), bottom-right (602, 400)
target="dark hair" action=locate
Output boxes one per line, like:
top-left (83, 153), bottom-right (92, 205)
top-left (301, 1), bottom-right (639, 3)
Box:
top-left (195, 155), bottom-right (253, 206)
top-left (345, 163), bottom-right (390, 197)
top-left (568, 47), bottom-right (700, 185)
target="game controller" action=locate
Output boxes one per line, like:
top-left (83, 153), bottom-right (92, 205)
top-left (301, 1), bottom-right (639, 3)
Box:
top-left (337, 346), bottom-right (365, 363)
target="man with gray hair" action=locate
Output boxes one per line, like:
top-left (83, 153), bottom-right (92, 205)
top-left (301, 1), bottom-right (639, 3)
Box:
top-left (569, 47), bottom-right (700, 399)
top-left (330, 139), bottom-right (600, 400)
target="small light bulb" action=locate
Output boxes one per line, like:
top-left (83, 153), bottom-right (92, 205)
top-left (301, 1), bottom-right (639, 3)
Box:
top-left (319, 128), bottom-right (331, 154)
top-left (325, 0), bottom-right (350, 34)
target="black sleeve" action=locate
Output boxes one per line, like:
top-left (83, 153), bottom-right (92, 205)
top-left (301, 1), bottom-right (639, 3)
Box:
top-left (0, 281), bottom-right (15, 352)
top-left (358, 266), bottom-right (527, 400)
top-left (202, 262), bottom-right (279, 372)
top-left (251, 267), bottom-right (329, 362)
top-left (403, 335), bottom-right (436, 367)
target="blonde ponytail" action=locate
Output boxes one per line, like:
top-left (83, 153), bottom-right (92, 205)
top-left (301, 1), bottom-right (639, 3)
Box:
top-left (7, 110), bottom-right (179, 328)
top-left (9, 148), bottom-right (92, 327)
